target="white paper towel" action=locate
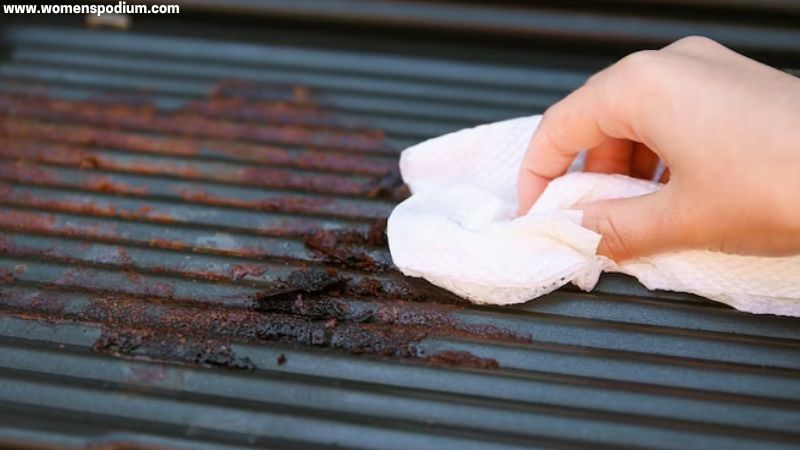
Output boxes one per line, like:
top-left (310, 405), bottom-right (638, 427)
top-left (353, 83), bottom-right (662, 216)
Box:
top-left (387, 115), bottom-right (800, 316)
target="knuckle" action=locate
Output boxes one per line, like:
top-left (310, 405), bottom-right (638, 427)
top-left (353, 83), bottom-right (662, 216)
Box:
top-left (610, 50), bottom-right (672, 124)
top-left (539, 105), bottom-right (559, 127)
top-left (669, 35), bottom-right (719, 51)
top-left (616, 50), bottom-right (661, 79)
top-left (584, 67), bottom-right (608, 86)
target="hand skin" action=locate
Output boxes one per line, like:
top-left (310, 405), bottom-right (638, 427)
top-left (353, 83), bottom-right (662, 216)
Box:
top-left (517, 36), bottom-right (800, 261)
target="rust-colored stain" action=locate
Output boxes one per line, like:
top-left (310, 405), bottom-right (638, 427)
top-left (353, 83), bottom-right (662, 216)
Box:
top-left (0, 80), bottom-right (528, 371)
top-left (231, 263), bottom-right (270, 281)
top-left (422, 351), bottom-right (501, 370)
top-left (0, 86), bottom-right (393, 153)
top-left (0, 119), bottom-right (393, 175)
top-left (303, 220), bottom-right (389, 272)
top-left (84, 175), bottom-right (151, 196)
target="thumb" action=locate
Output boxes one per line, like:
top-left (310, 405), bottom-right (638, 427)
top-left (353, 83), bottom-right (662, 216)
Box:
top-left (580, 190), bottom-right (684, 261)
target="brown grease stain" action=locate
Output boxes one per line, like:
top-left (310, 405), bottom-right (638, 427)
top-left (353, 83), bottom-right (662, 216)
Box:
top-left (0, 81), bottom-right (526, 372)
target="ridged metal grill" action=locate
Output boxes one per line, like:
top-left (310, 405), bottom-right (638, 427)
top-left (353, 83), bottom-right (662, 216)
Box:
top-left (1, 21), bottom-right (800, 450)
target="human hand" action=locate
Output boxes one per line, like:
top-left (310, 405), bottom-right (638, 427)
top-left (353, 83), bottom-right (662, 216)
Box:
top-left (517, 36), bottom-right (800, 261)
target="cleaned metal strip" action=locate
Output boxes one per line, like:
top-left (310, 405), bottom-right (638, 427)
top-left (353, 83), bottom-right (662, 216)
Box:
top-left (3, 26), bottom-right (590, 90)
top-left (167, 0), bottom-right (800, 53)
top-left (10, 48), bottom-right (565, 111)
top-left (1, 341), bottom-right (798, 438)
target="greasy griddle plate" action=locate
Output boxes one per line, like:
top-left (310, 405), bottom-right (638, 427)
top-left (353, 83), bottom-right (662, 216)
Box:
top-left (0, 81), bottom-right (523, 366)
top-left (0, 24), bottom-right (799, 450)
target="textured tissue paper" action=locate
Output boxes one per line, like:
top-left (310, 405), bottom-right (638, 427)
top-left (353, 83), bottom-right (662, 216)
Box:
top-left (387, 115), bottom-right (800, 316)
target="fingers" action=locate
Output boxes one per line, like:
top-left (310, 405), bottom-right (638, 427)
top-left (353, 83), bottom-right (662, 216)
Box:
top-left (584, 138), bottom-right (633, 175)
top-left (517, 167), bottom-right (551, 215)
top-left (583, 141), bottom-right (660, 180)
top-left (518, 52), bottom-right (657, 214)
top-left (517, 84), bottom-right (611, 213)
top-left (581, 188), bottom-right (682, 260)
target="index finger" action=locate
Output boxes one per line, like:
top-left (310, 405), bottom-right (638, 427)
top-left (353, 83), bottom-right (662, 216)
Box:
top-left (517, 83), bottom-right (610, 214)
top-left (517, 56), bottom-right (646, 214)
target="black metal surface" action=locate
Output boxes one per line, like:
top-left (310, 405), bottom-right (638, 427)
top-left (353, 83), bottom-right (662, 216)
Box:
top-left (170, 0), bottom-right (800, 56)
top-left (0, 7), bottom-right (799, 450)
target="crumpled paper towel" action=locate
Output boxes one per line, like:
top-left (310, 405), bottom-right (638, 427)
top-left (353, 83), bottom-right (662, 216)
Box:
top-left (387, 115), bottom-right (800, 316)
